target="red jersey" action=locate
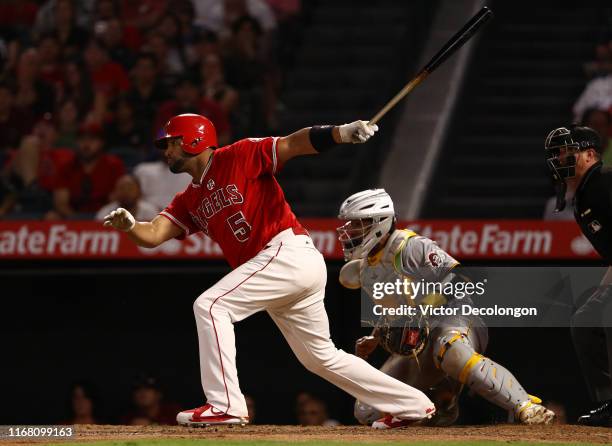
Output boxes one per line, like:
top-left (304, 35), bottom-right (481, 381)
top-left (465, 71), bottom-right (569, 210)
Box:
top-left (55, 154), bottom-right (126, 213)
top-left (160, 137), bottom-right (306, 268)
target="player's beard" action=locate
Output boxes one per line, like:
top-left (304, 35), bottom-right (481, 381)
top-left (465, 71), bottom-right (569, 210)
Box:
top-left (168, 157), bottom-right (186, 173)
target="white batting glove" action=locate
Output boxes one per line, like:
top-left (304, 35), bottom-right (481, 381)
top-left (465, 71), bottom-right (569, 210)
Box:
top-left (338, 120), bottom-right (379, 144)
top-left (103, 207), bottom-right (135, 232)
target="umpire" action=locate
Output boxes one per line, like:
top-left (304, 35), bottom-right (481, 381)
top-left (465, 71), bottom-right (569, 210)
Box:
top-left (545, 125), bottom-right (612, 426)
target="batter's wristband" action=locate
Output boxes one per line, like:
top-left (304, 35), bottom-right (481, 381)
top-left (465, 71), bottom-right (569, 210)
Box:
top-left (309, 125), bottom-right (337, 153)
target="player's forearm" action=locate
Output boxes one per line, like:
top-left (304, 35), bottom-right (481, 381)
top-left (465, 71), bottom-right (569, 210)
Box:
top-left (276, 127), bottom-right (343, 165)
top-left (126, 222), bottom-right (164, 248)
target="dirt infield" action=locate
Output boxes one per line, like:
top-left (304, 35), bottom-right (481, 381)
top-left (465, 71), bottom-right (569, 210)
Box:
top-left (3, 424), bottom-right (612, 445)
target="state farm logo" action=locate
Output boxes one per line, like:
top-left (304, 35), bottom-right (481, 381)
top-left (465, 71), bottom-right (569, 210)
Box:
top-left (410, 224), bottom-right (552, 256)
top-left (0, 225), bottom-right (119, 256)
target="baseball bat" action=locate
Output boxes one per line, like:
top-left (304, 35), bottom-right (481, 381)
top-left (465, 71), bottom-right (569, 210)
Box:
top-left (369, 6), bottom-right (494, 125)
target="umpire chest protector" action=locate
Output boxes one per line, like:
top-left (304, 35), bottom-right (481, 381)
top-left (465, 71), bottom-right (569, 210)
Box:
top-left (574, 162), bottom-right (612, 265)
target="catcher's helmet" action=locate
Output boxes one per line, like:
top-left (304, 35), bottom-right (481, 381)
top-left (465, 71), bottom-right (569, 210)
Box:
top-left (337, 189), bottom-right (395, 261)
top-left (155, 113), bottom-right (217, 154)
top-left (544, 125), bottom-right (601, 181)
top-left (544, 125), bottom-right (601, 212)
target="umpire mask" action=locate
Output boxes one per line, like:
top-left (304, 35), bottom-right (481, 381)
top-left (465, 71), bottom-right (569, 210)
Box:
top-left (544, 125), bottom-right (601, 212)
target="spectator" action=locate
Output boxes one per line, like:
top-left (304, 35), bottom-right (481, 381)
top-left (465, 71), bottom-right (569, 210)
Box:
top-left (223, 15), bottom-right (277, 130)
top-left (36, 33), bottom-right (64, 88)
top-left (133, 153), bottom-right (191, 211)
top-left (105, 97), bottom-right (149, 151)
top-left (13, 48), bottom-right (55, 119)
top-left (35, 0), bottom-right (90, 59)
top-left (200, 53), bottom-right (239, 115)
top-left (84, 38), bottom-right (130, 101)
top-left (195, 0), bottom-right (276, 36)
top-left (223, 15), bottom-right (266, 90)
top-left (120, 0), bottom-right (168, 31)
top-left (47, 122), bottom-right (125, 219)
top-left (121, 375), bottom-right (180, 426)
top-left (188, 30), bottom-right (220, 71)
top-left (62, 382), bottom-right (103, 425)
top-left (154, 13), bottom-right (188, 73)
top-left (0, 81), bottom-right (34, 158)
top-left (57, 58), bottom-right (94, 116)
top-left (94, 0), bottom-right (119, 21)
top-left (93, 0), bottom-right (142, 52)
top-left (295, 394), bottom-right (339, 426)
top-left (584, 40), bottom-right (612, 79)
top-left (581, 108), bottom-right (612, 165)
top-left (154, 75), bottom-right (230, 145)
top-left (35, 0), bottom-right (92, 35)
top-left (143, 34), bottom-right (183, 84)
top-left (573, 73), bottom-right (612, 122)
top-left (95, 17), bottom-right (135, 68)
top-left (127, 53), bottom-right (168, 138)
top-left (96, 174), bottom-right (158, 221)
top-left (0, 117), bottom-right (74, 218)
top-left (55, 98), bottom-right (80, 149)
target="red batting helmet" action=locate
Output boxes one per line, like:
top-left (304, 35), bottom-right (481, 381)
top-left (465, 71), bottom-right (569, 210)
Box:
top-left (155, 113), bottom-right (217, 154)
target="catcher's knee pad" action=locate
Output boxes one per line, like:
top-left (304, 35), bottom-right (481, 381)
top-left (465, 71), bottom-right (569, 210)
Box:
top-left (435, 332), bottom-right (530, 412)
top-left (354, 400), bottom-right (381, 425)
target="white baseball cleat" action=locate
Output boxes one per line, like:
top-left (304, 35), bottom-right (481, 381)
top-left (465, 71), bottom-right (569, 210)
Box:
top-left (371, 407), bottom-right (436, 429)
top-left (176, 403), bottom-right (249, 427)
top-left (516, 401), bottom-right (555, 425)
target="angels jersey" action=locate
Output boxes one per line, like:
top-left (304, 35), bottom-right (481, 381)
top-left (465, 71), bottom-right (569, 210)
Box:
top-left (160, 137), bottom-right (306, 268)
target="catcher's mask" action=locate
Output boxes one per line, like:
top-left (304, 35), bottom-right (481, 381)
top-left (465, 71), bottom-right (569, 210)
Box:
top-left (544, 125), bottom-right (601, 212)
top-left (376, 315), bottom-right (429, 357)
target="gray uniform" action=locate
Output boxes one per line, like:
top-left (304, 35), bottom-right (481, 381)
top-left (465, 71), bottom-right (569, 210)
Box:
top-left (344, 229), bottom-right (536, 426)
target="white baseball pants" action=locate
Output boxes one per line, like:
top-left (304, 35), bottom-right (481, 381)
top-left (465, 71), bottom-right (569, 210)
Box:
top-left (192, 229), bottom-right (434, 419)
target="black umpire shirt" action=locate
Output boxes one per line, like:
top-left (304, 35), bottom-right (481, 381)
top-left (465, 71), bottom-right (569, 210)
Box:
top-left (574, 161), bottom-right (612, 265)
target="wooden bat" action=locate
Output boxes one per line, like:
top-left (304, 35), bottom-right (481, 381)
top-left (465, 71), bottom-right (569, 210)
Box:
top-left (369, 6), bottom-right (494, 125)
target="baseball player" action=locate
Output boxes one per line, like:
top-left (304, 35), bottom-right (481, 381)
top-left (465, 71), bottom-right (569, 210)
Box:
top-left (336, 189), bottom-right (556, 426)
top-left (103, 113), bottom-right (435, 429)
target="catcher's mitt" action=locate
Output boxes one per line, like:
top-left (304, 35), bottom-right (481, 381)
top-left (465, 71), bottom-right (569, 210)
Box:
top-left (376, 314), bottom-right (429, 356)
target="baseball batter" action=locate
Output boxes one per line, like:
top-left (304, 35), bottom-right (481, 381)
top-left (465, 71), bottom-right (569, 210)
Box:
top-left (103, 114), bottom-right (435, 429)
top-left (336, 189), bottom-right (556, 426)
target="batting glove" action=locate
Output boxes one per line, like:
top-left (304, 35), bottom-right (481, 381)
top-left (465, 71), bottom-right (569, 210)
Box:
top-left (103, 207), bottom-right (135, 232)
top-left (338, 120), bottom-right (379, 144)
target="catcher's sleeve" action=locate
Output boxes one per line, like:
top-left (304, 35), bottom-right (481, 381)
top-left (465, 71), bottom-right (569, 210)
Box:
top-left (401, 235), bottom-right (459, 281)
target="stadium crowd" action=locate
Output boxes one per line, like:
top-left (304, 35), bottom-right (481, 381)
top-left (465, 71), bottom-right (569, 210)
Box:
top-left (0, 0), bottom-right (302, 220)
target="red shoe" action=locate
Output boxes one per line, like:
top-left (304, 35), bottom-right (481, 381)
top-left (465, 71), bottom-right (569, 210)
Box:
top-left (371, 407), bottom-right (436, 430)
top-left (176, 404), bottom-right (249, 427)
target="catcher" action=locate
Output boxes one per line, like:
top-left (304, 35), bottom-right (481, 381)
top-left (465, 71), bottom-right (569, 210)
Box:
top-left (336, 189), bottom-right (555, 426)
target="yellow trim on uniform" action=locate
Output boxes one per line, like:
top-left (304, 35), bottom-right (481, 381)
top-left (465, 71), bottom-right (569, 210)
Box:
top-left (393, 229), bottom-right (417, 273)
top-left (436, 332), bottom-right (464, 366)
top-left (529, 394), bottom-right (542, 404)
top-left (517, 400), bottom-right (533, 416)
top-left (458, 352), bottom-right (484, 384)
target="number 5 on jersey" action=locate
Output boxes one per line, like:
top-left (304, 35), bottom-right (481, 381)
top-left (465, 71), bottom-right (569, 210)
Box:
top-left (227, 211), bottom-right (251, 242)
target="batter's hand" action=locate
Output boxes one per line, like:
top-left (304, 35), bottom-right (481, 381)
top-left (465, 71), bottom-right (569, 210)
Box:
top-left (338, 120), bottom-right (379, 144)
top-left (103, 207), bottom-right (135, 232)
top-left (355, 335), bottom-right (379, 359)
